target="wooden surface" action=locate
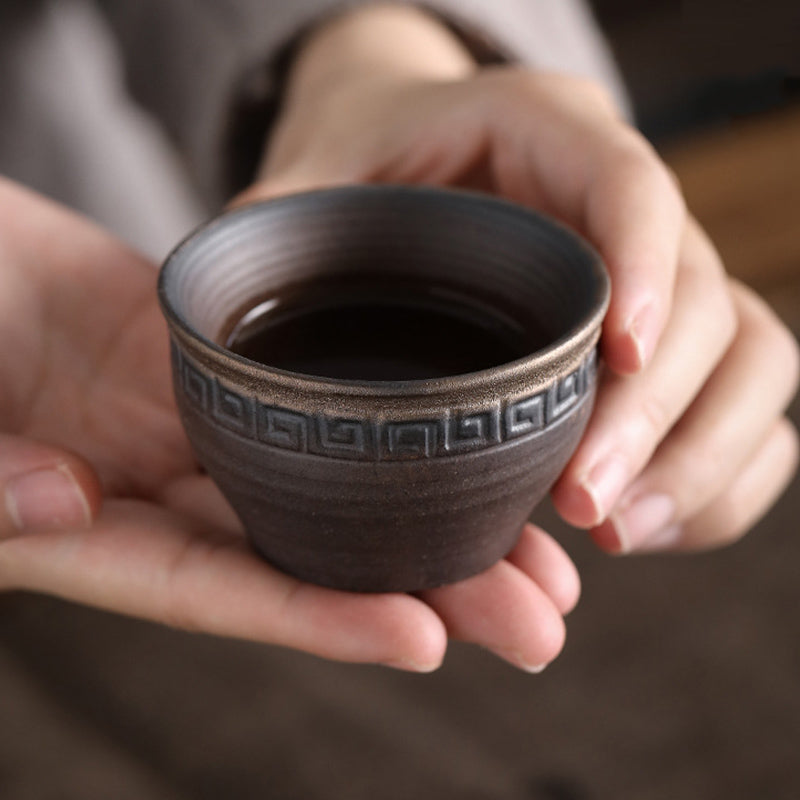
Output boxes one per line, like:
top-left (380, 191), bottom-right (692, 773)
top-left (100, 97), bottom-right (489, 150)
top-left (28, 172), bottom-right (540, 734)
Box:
top-left (664, 106), bottom-right (800, 329)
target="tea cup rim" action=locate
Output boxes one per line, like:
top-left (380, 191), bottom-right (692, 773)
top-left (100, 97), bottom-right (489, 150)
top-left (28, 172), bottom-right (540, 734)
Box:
top-left (158, 184), bottom-right (610, 397)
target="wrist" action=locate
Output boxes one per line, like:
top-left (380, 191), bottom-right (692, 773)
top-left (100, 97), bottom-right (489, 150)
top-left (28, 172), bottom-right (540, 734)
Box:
top-left (285, 4), bottom-right (477, 107)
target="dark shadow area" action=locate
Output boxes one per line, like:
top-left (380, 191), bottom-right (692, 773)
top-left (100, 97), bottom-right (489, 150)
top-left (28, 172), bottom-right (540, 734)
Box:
top-left (592, 0), bottom-right (800, 141)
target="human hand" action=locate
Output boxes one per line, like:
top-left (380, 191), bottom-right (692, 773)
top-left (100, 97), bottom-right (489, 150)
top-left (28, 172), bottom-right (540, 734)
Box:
top-left (239, 5), bottom-right (799, 554)
top-left (0, 177), bottom-right (578, 672)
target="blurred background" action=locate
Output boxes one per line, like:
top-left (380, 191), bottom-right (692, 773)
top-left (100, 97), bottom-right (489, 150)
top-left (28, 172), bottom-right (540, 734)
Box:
top-left (596, 0), bottom-right (800, 336)
top-left (1, 1), bottom-right (798, 798)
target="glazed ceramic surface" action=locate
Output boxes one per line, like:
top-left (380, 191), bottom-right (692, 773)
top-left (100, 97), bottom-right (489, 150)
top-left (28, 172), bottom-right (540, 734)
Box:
top-left (158, 186), bottom-right (609, 592)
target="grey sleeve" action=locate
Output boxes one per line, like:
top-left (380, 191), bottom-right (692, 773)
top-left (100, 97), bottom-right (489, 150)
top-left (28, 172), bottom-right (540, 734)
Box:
top-left (99, 0), bottom-right (628, 207)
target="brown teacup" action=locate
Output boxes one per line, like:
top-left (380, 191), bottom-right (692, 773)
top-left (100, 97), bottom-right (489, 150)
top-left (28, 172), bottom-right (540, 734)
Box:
top-left (158, 185), bottom-right (609, 592)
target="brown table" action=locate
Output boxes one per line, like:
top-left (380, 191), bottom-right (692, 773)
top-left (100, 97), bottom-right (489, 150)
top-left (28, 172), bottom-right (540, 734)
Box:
top-left (665, 105), bottom-right (800, 329)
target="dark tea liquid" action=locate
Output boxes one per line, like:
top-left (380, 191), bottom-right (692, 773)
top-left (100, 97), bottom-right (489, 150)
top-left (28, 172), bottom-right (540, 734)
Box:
top-left (225, 280), bottom-right (544, 381)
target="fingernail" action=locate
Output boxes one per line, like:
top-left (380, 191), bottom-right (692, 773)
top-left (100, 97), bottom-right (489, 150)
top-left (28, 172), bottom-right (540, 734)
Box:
top-left (590, 518), bottom-right (628, 554)
top-left (489, 647), bottom-right (548, 673)
top-left (4, 465), bottom-right (91, 531)
top-left (610, 493), bottom-right (675, 552)
top-left (625, 302), bottom-right (660, 370)
top-left (521, 662), bottom-right (548, 674)
top-left (381, 657), bottom-right (441, 673)
top-left (638, 523), bottom-right (684, 552)
top-left (580, 455), bottom-right (629, 525)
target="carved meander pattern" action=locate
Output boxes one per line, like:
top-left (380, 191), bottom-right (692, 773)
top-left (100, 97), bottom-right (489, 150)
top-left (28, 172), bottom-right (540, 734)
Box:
top-left (172, 343), bottom-right (597, 461)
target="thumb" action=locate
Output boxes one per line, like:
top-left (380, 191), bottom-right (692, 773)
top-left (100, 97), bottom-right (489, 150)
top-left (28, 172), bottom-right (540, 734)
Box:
top-left (0, 435), bottom-right (102, 538)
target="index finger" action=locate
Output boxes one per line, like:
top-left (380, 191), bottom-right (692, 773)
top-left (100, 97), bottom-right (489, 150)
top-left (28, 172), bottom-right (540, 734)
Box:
top-left (584, 132), bottom-right (686, 374)
top-left (495, 76), bottom-right (685, 375)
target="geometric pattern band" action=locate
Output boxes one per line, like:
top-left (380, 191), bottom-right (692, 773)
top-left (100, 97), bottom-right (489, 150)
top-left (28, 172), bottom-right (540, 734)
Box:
top-left (173, 343), bottom-right (596, 462)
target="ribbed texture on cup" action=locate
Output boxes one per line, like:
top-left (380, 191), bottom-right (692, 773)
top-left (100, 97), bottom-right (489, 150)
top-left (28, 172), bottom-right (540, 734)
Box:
top-left (161, 186), bottom-right (606, 368)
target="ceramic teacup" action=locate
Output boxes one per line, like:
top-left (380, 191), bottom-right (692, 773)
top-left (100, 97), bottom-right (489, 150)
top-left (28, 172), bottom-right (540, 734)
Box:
top-left (158, 186), bottom-right (609, 592)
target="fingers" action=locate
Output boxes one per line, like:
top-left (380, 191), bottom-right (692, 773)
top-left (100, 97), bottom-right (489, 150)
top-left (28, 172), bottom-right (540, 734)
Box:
top-left (234, 70), bottom-right (688, 378)
top-left (1, 466), bottom-right (579, 673)
top-left (234, 66), bottom-right (686, 382)
top-left (611, 418), bottom-right (798, 552)
top-left (487, 74), bottom-right (685, 375)
top-left (0, 487), bottom-right (578, 673)
top-left (505, 523), bottom-right (581, 615)
top-left (591, 282), bottom-right (799, 552)
top-left (552, 220), bottom-right (737, 529)
top-left (420, 525), bottom-right (577, 672)
top-left (0, 435), bottom-right (102, 538)
top-left (652, 417), bottom-right (798, 552)
top-left (586, 136), bottom-right (686, 374)
top-left (563, 90), bottom-right (685, 375)
top-left (0, 498), bottom-right (448, 671)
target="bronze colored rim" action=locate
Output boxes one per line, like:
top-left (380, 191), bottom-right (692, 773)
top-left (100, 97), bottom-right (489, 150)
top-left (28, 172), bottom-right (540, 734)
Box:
top-left (158, 185), bottom-right (610, 406)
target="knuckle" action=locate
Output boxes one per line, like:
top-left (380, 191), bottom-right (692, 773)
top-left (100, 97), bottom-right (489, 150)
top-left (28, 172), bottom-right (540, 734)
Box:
top-left (609, 132), bottom-right (688, 215)
top-left (772, 325), bottom-right (800, 395)
top-left (157, 540), bottom-right (215, 634)
top-left (772, 417), bottom-right (800, 483)
top-left (489, 66), bottom-right (538, 98)
top-left (568, 75), bottom-right (617, 109)
top-left (694, 418), bottom-right (799, 550)
top-left (734, 282), bottom-right (800, 392)
top-left (662, 163), bottom-right (685, 196)
top-left (713, 285), bottom-right (739, 354)
top-left (710, 501), bottom-right (762, 549)
top-left (503, 69), bottom-right (556, 105)
top-left (638, 392), bottom-right (672, 442)
top-left (780, 417), bottom-right (800, 460)
top-left (628, 137), bottom-right (682, 189)
top-left (680, 257), bottom-right (738, 353)
top-left (670, 440), bottom-right (727, 512)
top-left (162, 603), bottom-right (201, 635)
top-left (505, 69), bottom-right (617, 114)
top-left (765, 318), bottom-right (800, 393)
top-left (685, 499), bottom-right (751, 551)
top-left (605, 130), bottom-right (649, 168)
top-left (781, 419), bottom-right (800, 477)
top-left (160, 582), bottom-right (203, 633)
top-left (648, 160), bottom-right (687, 221)
top-left (778, 417), bottom-right (800, 468)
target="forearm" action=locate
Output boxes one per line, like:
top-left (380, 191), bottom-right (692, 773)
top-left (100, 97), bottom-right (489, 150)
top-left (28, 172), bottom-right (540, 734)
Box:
top-left (284, 5), bottom-right (477, 105)
top-left (254, 4), bottom-right (482, 185)
top-left (100, 0), bottom-right (625, 202)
